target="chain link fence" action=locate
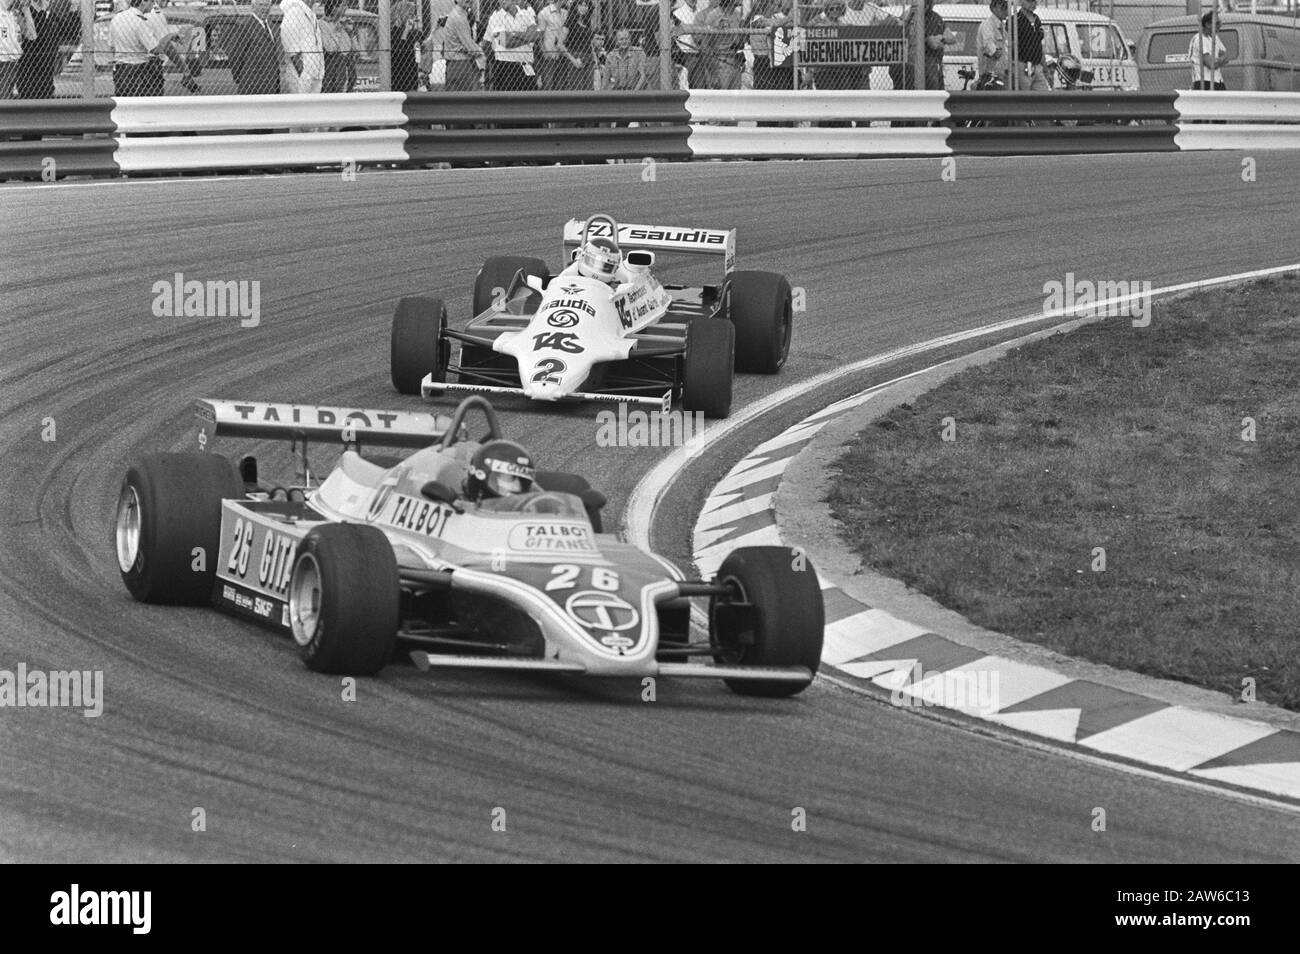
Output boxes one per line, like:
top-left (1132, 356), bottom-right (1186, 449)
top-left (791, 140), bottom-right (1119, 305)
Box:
top-left (6, 0), bottom-right (1298, 98)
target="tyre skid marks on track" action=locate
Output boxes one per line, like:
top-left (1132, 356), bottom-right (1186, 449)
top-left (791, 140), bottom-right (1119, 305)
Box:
top-left (691, 378), bottom-right (1300, 804)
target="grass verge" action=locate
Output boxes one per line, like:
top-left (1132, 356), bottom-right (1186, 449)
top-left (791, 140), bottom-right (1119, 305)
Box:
top-left (827, 274), bottom-right (1300, 710)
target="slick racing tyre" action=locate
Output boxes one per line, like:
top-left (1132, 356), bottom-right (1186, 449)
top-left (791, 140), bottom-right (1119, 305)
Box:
top-left (711, 546), bottom-right (825, 697)
top-left (391, 296), bottom-right (449, 395)
top-left (472, 256), bottom-right (549, 319)
top-left (534, 471), bottom-right (607, 533)
top-left (723, 270), bottom-right (793, 375)
top-left (289, 524), bottom-right (399, 676)
top-left (116, 453), bottom-right (244, 605)
top-left (681, 318), bottom-right (734, 419)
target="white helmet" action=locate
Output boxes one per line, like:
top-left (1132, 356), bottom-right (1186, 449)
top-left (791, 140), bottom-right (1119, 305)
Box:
top-left (577, 237), bottom-right (621, 281)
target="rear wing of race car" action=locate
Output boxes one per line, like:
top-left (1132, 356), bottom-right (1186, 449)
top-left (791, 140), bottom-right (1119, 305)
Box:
top-left (195, 399), bottom-right (457, 450)
top-left (562, 219), bottom-right (736, 275)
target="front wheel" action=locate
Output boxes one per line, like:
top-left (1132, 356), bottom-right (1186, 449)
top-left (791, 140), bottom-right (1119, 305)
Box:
top-left (711, 546), bottom-right (824, 697)
top-left (289, 523), bottom-right (400, 675)
top-left (680, 318), bottom-right (734, 419)
top-left (391, 296), bottom-right (449, 395)
top-left (724, 270), bottom-right (793, 375)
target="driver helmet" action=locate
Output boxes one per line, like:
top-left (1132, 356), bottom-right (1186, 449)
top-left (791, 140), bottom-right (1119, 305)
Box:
top-left (576, 237), bottom-right (621, 281)
top-left (465, 440), bottom-right (536, 501)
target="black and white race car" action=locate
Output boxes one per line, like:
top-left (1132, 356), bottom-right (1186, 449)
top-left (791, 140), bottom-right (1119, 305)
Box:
top-left (389, 214), bottom-right (796, 418)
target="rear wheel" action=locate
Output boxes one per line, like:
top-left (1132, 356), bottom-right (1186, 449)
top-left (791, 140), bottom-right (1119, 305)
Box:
top-left (680, 319), bottom-right (734, 419)
top-left (116, 453), bottom-right (243, 605)
top-left (711, 546), bottom-right (824, 697)
top-left (391, 296), bottom-right (448, 395)
top-left (472, 255), bottom-right (549, 319)
top-left (724, 270), bottom-right (793, 374)
top-left (289, 523), bottom-right (400, 675)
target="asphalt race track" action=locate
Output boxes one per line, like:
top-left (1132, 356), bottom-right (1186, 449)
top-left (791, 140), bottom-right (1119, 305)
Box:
top-left (3, 155), bottom-right (1300, 862)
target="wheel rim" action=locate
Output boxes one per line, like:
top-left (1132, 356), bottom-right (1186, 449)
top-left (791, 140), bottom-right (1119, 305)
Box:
top-left (114, 484), bottom-right (141, 574)
top-left (289, 553), bottom-right (323, 647)
top-left (711, 574), bottom-right (749, 663)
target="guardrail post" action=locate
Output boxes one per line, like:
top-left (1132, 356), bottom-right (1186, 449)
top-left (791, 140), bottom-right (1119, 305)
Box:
top-left (380, 0), bottom-right (393, 92)
top-left (81, 0), bottom-right (95, 99)
top-left (911, 0), bottom-right (924, 90)
top-left (659, 0), bottom-right (672, 91)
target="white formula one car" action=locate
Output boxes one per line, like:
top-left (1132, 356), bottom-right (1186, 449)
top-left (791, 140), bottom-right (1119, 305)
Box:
top-left (114, 396), bottom-right (825, 695)
top-left (390, 213), bottom-right (797, 418)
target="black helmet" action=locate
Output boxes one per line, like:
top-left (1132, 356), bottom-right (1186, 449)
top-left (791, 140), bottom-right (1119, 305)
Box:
top-left (465, 440), bottom-right (536, 501)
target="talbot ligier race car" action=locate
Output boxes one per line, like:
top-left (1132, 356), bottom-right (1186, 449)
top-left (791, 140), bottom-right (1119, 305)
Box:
top-left (389, 213), bottom-right (797, 419)
top-left (114, 396), bottom-right (825, 695)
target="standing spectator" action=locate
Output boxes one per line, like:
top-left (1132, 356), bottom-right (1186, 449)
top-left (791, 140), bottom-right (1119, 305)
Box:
top-left (561, 0), bottom-right (593, 89)
top-left (389, 0), bottom-right (421, 91)
top-left (430, 0), bottom-right (486, 90)
top-left (1013, 0), bottom-right (1048, 90)
top-left (673, 0), bottom-right (702, 88)
top-left (16, 0), bottom-right (77, 98)
top-left (976, 0), bottom-right (1008, 88)
top-left (0, 0), bottom-right (37, 98)
top-left (320, 0), bottom-right (356, 92)
top-left (109, 0), bottom-right (174, 95)
top-left (632, 2), bottom-right (660, 89)
top-left (701, 0), bottom-right (743, 90)
top-left (225, 0), bottom-right (280, 95)
top-left (1190, 10), bottom-right (1231, 90)
top-left (280, 0), bottom-right (323, 93)
top-left (487, 0), bottom-right (538, 89)
top-left (748, 0), bottom-right (791, 91)
top-left (601, 27), bottom-right (644, 90)
top-left (537, 0), bottom-right (581, 90)
top-left (895, 0), bottom-right (953, 91)
top-left (148, 0), bottom-right (201, 92)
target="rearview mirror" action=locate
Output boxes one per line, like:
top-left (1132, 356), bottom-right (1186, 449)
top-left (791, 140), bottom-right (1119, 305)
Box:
top-left (625, 250), bottom-right (655, 267)
top-left (420, 480), bottom-right (461, 508)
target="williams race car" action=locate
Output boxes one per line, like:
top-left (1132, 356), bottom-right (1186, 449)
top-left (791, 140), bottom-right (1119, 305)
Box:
top-left (114, 396), bottom-right (825, 695)
top-left (389, 213), bottom-right (796, 419)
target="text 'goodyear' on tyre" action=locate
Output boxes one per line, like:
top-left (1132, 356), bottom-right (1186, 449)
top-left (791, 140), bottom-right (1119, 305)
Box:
top-left (289, 523), bottom-right (400, 676)
top-left (710, 546), bottom-right (825, 697)
top-left (116, 452), bottom-right (244, 605)
top-left (391, 296), bottom-right (449, 395)
top-left (681, 318), bottom-right (734, 419)
top-left (725, 270), bottom-right (793, 375)
top-left (472, 255), bottom-right (549, 320)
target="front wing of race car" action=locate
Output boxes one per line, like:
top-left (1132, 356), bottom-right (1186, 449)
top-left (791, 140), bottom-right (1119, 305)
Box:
top-left (405, 558), bottom-right (812, 685)
top-left (428, 286), bottom-right (716, 409)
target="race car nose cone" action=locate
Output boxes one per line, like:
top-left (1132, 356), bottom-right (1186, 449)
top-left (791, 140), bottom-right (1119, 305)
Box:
top-left (527, 380), bottom-right (566, 402)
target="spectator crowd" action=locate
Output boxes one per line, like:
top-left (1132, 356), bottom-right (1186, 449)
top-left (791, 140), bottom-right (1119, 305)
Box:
top-left (2, 0), bottom-right (1148, 98)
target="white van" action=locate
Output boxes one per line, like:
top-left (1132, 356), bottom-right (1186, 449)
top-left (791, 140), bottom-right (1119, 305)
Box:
top-left (1138, 12), bottom-right (1300, 91)
top-left (899, 4), bottom-right (1141, 90)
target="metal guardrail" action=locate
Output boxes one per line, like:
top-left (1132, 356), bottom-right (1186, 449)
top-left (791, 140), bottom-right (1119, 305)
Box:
top-left (687, 90), bottom-right (949, 123)
top-left (945, 92), bottom-right (1180, 124)
top-left (5, 90), bottom-right (1300, 180)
